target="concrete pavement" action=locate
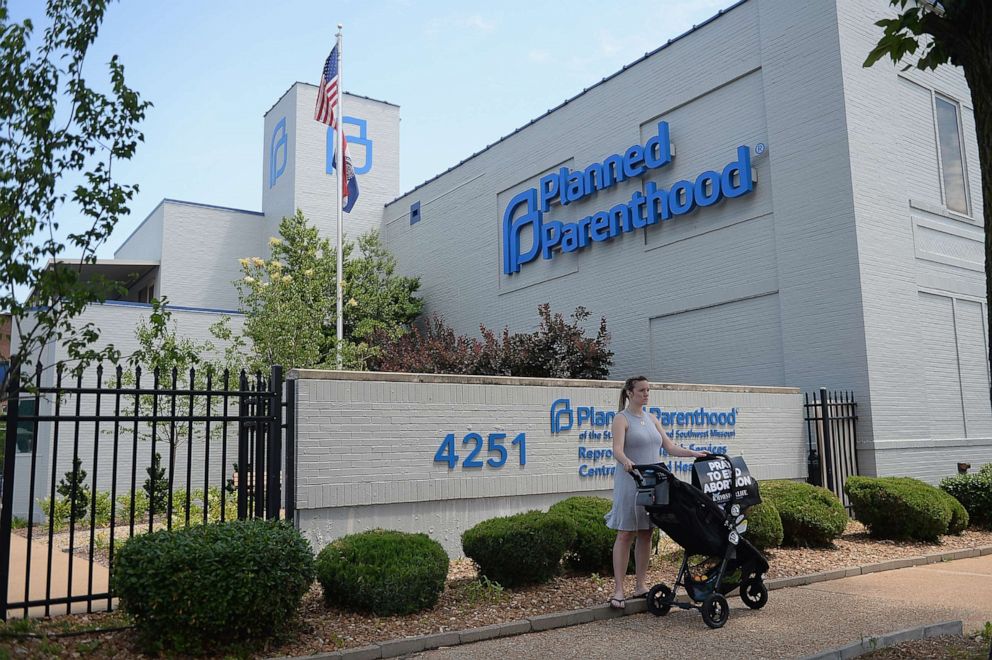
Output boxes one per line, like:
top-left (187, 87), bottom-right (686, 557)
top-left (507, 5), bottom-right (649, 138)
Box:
top-left (410, 553), bottom-right (992, 660)
top-left (5, 533), bottom-right (111, 618)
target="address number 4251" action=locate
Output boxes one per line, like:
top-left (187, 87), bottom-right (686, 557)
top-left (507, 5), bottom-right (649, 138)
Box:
top-left (434, 432), bottom-right (526, 469)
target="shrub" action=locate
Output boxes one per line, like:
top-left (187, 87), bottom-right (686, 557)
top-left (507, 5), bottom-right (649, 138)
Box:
top-left (56, 457), bottom-right (90, 521)
top-left (372, 304), bottom-right (613, 379)
top-left (941, 464), bottom-right (992, 529)
top-left (462, 511), bottom-right (576, 588)
top-left (548, 496), bottom-right (616, 573)
top-left (143, 452), bottom-right (169, 515)
top-left (844, 476), bottom-right (953, 541)
top-left (761, 480), bottom-right (848, 547)
top-left (315, 529), bottom-right (449, 616)
top-left (744, 501), bottom-right (784, 550)
top-left (937, 488), bottom-right (969, 534)
top-left (112, 519), bottom-right (314, 654)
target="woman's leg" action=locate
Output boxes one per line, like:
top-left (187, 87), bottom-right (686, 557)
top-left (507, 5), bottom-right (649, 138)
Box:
top-left (612, 530), bottom-right (635, 601)
top-left (633, 529), bottom-right (653, 595)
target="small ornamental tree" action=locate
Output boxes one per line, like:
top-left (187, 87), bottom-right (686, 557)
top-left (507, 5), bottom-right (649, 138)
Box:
top-left (56, 457), bottom-right (90, 521)
top-left (235, 212), bottom-right (422, 371)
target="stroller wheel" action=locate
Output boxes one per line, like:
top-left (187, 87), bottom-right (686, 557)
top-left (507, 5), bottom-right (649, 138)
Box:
top-left (646, 583), bottom-right (673, 616)
top-left (701, 594), bottom-right (729, 629)
top-left (740, 577), bottom-right (768, 610)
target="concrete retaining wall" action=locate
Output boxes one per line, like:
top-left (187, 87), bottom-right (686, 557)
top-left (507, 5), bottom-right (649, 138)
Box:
top-left (291, 370), bottom-right (804, 556)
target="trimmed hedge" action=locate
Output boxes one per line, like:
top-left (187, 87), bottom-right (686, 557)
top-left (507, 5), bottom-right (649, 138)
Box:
top-left (761, 480), bottom-right (848, 547)
top-left (744, 501), bottom-right (784, 550)
top-left (548, 496), bottom-right (616, 573)
top-left (112, 519), bottom-right (315, 654)
top-left (316, 529), bottom-right (449, 616)
top-left (845, 476), bottom-right (964, 541)
top-left (937, 488), bottom-right (969, 535)
top-left (462, 511), bottom-right (576, 587)
top-left (940, 463), bottom-right (992, 529)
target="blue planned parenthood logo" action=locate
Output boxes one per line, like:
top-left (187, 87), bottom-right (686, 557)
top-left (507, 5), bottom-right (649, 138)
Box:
top-left (502, 121), bottom-right (756, 275)
top-left (551, 399), bottom-right (736, 478)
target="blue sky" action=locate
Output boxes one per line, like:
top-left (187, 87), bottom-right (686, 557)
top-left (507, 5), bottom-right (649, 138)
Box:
top-left (9, 0), bottom-right (731, 256)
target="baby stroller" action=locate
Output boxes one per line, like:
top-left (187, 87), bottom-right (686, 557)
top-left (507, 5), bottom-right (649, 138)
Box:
top-left (631, 454), bottom-right (769, 629)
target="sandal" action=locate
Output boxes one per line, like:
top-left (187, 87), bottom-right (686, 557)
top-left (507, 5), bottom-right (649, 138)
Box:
top-left (608, 596), bottom-right (626, 610)
top-left (631, 590), bottom-right (649, 599)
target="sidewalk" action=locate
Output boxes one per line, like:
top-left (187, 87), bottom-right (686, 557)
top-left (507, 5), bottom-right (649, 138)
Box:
top-left (5, 534), bottom-right (111, 618)
top-left (373, 550), bottom-right (992, 660)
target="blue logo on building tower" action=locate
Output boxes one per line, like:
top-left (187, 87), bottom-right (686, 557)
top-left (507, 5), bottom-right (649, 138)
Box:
top-left (503, 122), bottom-right (756, 275)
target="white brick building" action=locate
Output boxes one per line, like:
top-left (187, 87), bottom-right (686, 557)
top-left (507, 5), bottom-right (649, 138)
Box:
top-left (10, 0), bottom-right (990, 517)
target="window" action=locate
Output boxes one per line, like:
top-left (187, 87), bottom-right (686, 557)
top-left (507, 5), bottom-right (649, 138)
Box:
top-left (934, 94), bottom-right (969, 215)
top-left (15, 397), bottom-right (37, 453)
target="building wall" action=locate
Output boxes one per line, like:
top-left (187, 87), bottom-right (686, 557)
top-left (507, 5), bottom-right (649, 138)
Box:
top-left (263, 85), bottom-right (400, 244)
top-left (157, 201), bottom-right (267, 311)
top-left (379, 0), bottom-right (989, 481)
top-left (382, 0), bottom-right (867, 393)
top-left (834, 0), bottom-right (990, 479)
top-left (114, 202), bottom-right (164, 262)
top-left (292, 370), bottom-right (804, 556)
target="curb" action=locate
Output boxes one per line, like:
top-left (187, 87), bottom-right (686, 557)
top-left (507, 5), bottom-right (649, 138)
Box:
top-left (799, 620), bottom-right (964, 660)
top-left (278, 544), bottom-right (992, 660)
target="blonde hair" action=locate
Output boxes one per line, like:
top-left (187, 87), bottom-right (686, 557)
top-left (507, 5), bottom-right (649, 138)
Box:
top-left (618, 375), bottom-right (648, 411)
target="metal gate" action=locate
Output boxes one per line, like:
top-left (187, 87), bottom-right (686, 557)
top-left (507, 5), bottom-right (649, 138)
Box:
top-left (0, 364), bottom-right (294, 619)
top-left (804, 388), bottom-right (859, 512)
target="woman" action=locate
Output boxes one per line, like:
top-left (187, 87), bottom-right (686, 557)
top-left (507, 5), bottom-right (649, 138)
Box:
top-left (604, 375), bottom-right (707, 609)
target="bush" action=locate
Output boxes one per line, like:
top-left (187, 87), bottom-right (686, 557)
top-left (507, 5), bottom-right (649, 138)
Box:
top-left (462, 511), bottom-right (576, 588)
top-left (937, 488), bottom-right (969, 534)
top-left (112, 519), bottom-right (314, 654)
top-left (56, 457), bottom-right (90, 521)
top-left (372, 304), bottom-right (614, 379)
top-left (548, 496), bottom-right (617, 573)
top-left (315, 530), bottom-right (449, 616)
top-left (744, 502), bottom-right (784, 550)
top-left (941, 464), bottom-right (992, 529)
top-left (761, 480), bottom-right (848, 547)
top-left (844, 476), bottom-right (954, 541)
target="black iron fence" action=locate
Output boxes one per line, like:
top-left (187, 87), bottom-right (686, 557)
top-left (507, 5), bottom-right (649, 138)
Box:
top-left (0, 363), bottom-right (294, 620)
top-left (804, 388), bottom-right (859, 512)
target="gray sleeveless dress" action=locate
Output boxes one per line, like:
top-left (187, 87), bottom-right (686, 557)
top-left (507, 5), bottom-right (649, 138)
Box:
top-left (604, 409), bottom-right (662, 531)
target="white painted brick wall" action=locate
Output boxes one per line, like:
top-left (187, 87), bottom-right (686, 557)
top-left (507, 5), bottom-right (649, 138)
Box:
top-left (292, 370), bottom-right (804, 555)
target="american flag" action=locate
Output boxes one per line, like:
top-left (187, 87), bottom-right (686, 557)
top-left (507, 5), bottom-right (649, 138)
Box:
top-left (315, 44), bottom-right (360, 212)
top-left (314, 46), bottom-right (339, 126)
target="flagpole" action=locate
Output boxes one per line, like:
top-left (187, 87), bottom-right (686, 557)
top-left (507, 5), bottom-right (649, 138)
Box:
top-left (335, 25), bottom-right (344, 369)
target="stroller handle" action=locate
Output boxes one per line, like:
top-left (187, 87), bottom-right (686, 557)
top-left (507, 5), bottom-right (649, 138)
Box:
top-left (630, 462), bottom-right (670, 486)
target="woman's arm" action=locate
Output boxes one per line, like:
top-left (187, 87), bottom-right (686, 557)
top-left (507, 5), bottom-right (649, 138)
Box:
top-left (655, 418), bottom-right (708, 458)
top-left (611, 414), bottom-right (634, 471)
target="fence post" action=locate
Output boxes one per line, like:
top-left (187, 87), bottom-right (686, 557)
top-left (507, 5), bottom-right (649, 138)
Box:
top-left (237, 371), bottom-right (249, 520)
top-left (805, 392), bottom-right (821, 486)
top-left (0, 366), bottom-right (22, 621)
top-left (266, 366), bottom-right (282, 520)
top-left (819, 387), bottom-right (835, 494)
top-left (284, 377), bottom-right (295, 523)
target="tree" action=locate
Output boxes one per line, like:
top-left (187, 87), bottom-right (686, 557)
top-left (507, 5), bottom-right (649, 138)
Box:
top-left (123, 297), bottom-right (243, 513)
top-left (0, 0), bottom-right (149, 397)
top-left (236, 211), bottom-right (337, 371)
top-left (865, 1), bottom-right (992, 399)
top-left (342, 230), bottom-right (423, 345)
top-left (235, 212), bottom-right (422, 370)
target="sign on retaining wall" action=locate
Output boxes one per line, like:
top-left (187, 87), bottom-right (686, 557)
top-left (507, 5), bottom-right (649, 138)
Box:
top-left (289, 371), bottom-right (804, 555)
